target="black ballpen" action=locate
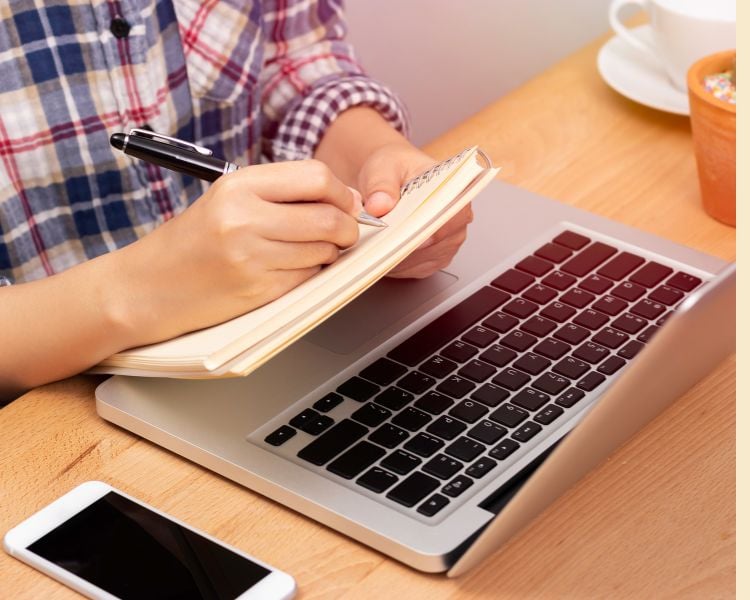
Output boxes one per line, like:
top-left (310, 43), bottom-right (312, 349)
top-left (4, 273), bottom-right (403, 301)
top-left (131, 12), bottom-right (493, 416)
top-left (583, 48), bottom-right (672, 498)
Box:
top-left (110, 128), bottom-right (387, 227)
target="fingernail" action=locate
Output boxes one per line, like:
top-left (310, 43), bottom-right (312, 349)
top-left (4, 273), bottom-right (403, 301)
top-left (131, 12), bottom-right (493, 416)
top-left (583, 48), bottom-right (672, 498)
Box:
top-left (347, 186), bottom-right (364, 215)
top-left (365, 191), bottom-right (395, 213)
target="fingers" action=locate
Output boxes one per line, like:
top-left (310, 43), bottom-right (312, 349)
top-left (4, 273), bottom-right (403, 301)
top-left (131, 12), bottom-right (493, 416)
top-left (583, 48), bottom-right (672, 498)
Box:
top-left (260, 239), bottom-right (340, 270)
top-left (218, 160), bottom-right (361, 217)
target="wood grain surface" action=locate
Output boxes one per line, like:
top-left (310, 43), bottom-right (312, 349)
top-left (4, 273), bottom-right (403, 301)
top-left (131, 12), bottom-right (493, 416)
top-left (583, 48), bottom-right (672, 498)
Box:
top-left (0, 31), bottom-right (736, 599)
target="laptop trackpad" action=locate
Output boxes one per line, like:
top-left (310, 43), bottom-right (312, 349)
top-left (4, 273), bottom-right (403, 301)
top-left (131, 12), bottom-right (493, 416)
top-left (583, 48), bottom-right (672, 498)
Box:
top-left (304, 270), bottom-right (459, 355)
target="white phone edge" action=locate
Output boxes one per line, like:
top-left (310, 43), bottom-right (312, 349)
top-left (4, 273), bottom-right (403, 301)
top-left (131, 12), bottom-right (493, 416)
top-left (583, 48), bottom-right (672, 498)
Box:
top-left (3, 480), bottom-right (297, 600)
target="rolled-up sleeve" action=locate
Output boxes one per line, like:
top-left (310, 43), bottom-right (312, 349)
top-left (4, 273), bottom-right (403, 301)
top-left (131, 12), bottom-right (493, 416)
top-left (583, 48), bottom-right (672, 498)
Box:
top-left (260, 0), bottom-right (409, 162)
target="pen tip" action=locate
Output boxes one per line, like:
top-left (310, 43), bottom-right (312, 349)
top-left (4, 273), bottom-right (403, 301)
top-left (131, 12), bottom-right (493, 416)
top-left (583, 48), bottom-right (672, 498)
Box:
top-left (110, 133), bottom-right (126, 150)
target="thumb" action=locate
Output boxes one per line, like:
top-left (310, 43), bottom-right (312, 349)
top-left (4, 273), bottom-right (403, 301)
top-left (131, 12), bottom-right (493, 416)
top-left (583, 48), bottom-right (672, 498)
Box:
top-left (360, 169), bottom-right (401, 218)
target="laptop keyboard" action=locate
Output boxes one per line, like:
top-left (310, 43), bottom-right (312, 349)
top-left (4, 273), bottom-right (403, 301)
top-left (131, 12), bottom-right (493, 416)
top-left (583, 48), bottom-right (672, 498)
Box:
top-left (256, 230), bottom-right (704, 520)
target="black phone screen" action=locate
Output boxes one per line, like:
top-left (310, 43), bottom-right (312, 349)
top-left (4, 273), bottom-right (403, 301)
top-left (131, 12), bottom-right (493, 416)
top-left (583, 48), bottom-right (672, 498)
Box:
top-left (27, 491), bottom-right (271, 599)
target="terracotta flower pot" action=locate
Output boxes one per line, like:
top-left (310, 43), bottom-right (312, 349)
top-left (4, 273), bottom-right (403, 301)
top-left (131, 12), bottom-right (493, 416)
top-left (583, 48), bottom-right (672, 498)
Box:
top-left (687, 50), bottom-right (736, 227)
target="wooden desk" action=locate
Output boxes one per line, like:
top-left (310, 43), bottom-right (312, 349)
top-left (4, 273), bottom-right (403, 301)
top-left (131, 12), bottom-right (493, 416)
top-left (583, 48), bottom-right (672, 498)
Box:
top-left (0, 33), bottom-right (735, 599)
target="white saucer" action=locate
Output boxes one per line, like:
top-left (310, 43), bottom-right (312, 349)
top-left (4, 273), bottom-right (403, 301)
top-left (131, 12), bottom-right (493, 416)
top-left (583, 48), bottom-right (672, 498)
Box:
top-left (597, 25), bottom-right (689, 116)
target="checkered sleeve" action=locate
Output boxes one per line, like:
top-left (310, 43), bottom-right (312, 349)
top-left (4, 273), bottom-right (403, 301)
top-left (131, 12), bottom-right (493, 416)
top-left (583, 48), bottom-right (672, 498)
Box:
top-left (260, 0), bottom-right (409, 162)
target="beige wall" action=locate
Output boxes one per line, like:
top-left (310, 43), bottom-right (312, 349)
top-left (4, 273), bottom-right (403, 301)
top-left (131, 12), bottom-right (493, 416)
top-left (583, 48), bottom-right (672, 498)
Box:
top-left (345, 0), bottom-right (610, 144)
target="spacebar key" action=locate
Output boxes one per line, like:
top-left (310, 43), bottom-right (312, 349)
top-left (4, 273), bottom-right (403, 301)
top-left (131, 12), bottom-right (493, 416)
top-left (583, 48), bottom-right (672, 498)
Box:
top-left (388, 286), bottom-right (510, 367)
top-left (297, 419), bottom-right (368, 466)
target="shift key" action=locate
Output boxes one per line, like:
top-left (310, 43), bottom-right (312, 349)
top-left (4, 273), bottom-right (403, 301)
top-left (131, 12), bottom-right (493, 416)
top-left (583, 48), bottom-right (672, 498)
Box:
top-left (298, 419), bottom-right (367, 466)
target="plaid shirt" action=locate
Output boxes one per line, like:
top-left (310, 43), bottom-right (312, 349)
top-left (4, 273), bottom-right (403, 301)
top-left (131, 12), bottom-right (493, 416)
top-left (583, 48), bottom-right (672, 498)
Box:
top-left (0, 0), bottom-right (407, 282)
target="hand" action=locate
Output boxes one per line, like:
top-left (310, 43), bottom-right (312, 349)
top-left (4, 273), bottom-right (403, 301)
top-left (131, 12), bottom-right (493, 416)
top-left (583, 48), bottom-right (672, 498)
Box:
top-left (357, 141), bottom-right (473, 279)
top-left (112, 160), bottom-right (360, 345)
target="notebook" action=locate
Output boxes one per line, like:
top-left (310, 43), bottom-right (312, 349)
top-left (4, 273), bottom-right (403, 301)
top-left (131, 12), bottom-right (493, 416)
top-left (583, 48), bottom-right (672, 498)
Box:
top-left (90, 147), bottom-right (498, 379)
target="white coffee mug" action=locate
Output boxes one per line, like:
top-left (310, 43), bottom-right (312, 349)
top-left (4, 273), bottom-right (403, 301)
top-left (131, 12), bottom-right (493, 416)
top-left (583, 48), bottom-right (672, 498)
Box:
top-left (609, 0), bottom-right (735, 92)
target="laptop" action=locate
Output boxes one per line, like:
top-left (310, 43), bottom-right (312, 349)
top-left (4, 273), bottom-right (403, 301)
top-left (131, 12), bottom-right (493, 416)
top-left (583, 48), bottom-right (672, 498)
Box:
top-left (95, 180), bottom-right (735, 575)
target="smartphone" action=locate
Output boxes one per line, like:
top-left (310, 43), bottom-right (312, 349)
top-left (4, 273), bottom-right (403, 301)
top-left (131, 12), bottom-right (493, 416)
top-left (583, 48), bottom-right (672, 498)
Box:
top-left (3, 481), bottom-right (296, 600)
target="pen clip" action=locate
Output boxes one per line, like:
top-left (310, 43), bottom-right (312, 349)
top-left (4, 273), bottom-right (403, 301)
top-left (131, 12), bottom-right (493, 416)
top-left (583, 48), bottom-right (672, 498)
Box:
top-left (128, 128), bottom-right (213, 156)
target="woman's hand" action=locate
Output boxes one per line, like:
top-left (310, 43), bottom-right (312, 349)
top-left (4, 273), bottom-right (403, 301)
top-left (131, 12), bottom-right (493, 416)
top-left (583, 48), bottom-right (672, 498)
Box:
top-left (357, 141), bottom-right (474, 279)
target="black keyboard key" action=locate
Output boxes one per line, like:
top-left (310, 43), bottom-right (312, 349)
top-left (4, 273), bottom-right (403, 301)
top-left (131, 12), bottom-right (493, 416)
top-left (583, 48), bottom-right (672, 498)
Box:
top-left (542, 270), bottom-right (577, 291)
top-left (573, 341), bottom-right (610, 364)
top-left (462, 325), bottom-right (499, 348)
top-left (298, 419), bottom-right (368, 466)
top-left (611, 313), bottom-right (648, 334)
top-left (559, 288), bottom-right (595, 308)
top-left (533, 338), bottom-right (571, 360)
top-left (388, 286), bottom-right (509, 366)
top-left (290, 408), bottom-right (320, 430)
top-left (414, 391), bottom-right (454, 415)
top-left (592, 326), bottom-right (628, 349)
top-left (630, 261), bottom-right (673, 287)
top-left (373, 387), bottom-right (414, 411)
top-left (554, 323), bottom-right (590, 344)
top-left (467, 420), bottom-right (507, 445)
top-left (471, 383), bottom-right (510, 407)
top-left (500, 330), bottom-right (538, 352)
top-left (327, 441), bottom-right (386, 479)
top-left (666, 271), bottom-right (702, 292)
top-left (381, 449), bottom-right (421, 475)
top-left (630, 298), bottom-right (667, 320)
top-left (449, 400), bottom-right (489, 423)
top-left (265, 425), bottom-right (296, 447)
top-left (458, 359), bottom-right (496, 383)
top-left (554, 230), bottom-right (590, 250)
top-left (523, 284), bottom-right (558, 305)
top-left (532, 372), bottom-right (570, 395)
top-left (637, 325), bottom-right (660, 343)
top-left (577, 371), bottom-right (606, 391)
top-left (445, 436), bottom-right (486, 462)
top-left (521, 315), bottom-right (557, 337)
top-left (513, 352), bottom-right (551, 375)
top-left (357, 467), bottom-right (398, 493)
top-left (441, 341), bottom-right (478, 362)
top-left (656, 312), bottom-right (672, 326)
top-left (479, 345), bottom-right (517, 368)
top-left (502, 298), bottom-right (539, 319)
top-left (351, 403), bottom-right (392, 428)
top-left (540, 301), bottom-right (577, 323)
top-left (313, 393), bottom-right (344, 413)
top-left (561, 242), bottom-right (617, 277)
top-left (337, 377), bottom-right (379, 402)
top-left (493, 367), bottom-right (531, 391)
top-left (591, 295), bottom-right (628, 316)
top-left (436, 375), bottom-right (475, 399)
top-left (423, 454), bottom-right (463, 479)
top-left (392, 407), bottom-right (432, 431)
top-left (534, 404), bottom-right (564, 425)
top-left (573, 309), bottom-right (609, 331)
top-left (369, 423), bottom-right (409, 448)
top-left (489, 403), bottom-right (529, 428)
top-left (419, 355), bottom-right (457, 379)
top-left (579, 274), bottom-right (614, 294)
top-left (535, 242), bottom-right (573, 263)
top-left (597, 252), bottom-right (645, 280)
top-left (417, 494), bottom-right (450, 517)
top-left (490, 439), bottom-right (521, 460)
top-left (512, 421), bottom-right (543, 442)
top-left (404, 432), bottom-right (444, 457)
top-left (483, 312), bottom-right (519, 333)
top-left (611, 281), bottom-right (646, 302)
top-left (491, 269), bottom-right (534, 293)
top-left (649, 285), bottom-right (683, 306)
top-left (301, 414), bottom-right (335, 436)
top-left (598, 355), bottom-right (627, 375)
top-left (516, 255), bottom-right (554, 276)
top-left (553, 356), bottom-right (590, 379)
top-left (442, 474), bottom-right (474, 497)
top-left (556, 387), bottom-right (585, 408)
top-left (427, 415), bottom-right (467, 440)
top-left (387, 472), bottom-right (441, 507)
top-left (618, 339), bottom-right (645, 359)
top-left (511, 388), bottom-right (551, 411)
top-left (397, 371), bottom-right (436, 394)
top-left (360, 358), bottom-right (407, 386)
top-left (466, 456), bottom-right (498, 478)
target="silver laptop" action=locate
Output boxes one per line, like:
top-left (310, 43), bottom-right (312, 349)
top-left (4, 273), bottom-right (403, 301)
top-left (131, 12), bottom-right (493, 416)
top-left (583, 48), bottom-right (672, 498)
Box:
top-left (96, 180), bottom-right (735, 575)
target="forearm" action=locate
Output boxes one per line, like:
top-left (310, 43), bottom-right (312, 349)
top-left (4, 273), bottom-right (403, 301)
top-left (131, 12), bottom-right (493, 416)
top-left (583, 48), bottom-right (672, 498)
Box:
top-left (0, 253), bottom-right (134, 399)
